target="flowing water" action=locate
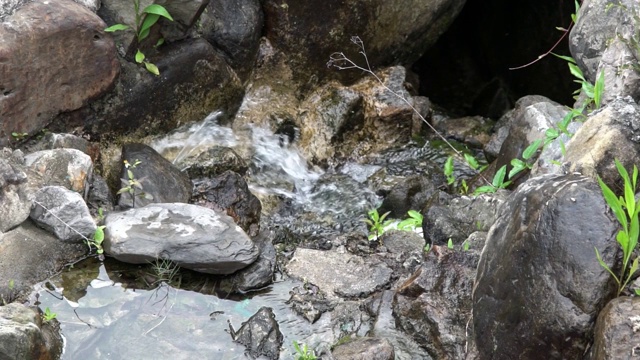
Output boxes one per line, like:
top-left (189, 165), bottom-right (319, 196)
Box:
top-left (32, 110), bottom-right (461, 359)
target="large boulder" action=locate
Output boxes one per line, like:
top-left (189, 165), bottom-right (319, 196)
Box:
top-left (589, 296), bottom-right (640, 360)
top-left (0, 303), bottom-right (63, 360)
top-left (566, 96), bottom-right (640, 190)
top-left (473, 174), bottom-right (619, 359)
top-left (0, 0), bottom-right (118, 147)
top-left (103, 203), bottom-right (259, 274)
top-left (263, 0), bottom-right (467, 85)
top-left (118, 143), bottom-right (192, 208)
top-left (24, 148), bottom-right (94, 195)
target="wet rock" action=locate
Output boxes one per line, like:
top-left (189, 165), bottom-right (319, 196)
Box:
top-left (569, 0), bottom-right (636, 82)
top-left (118, 143), bottom-right (192, 209)
top-left (297, 82), bottom-right (364, 163)
top-left (229, 307), bottom-right (283, 360)
top-left (0, 149), bottom-right (30, 232)
top-left (104, 203), bottom-right (259, 274)
top-left (24, 148), bottom-right (94, 195)
top-left (473, 174), bottom-right (619, 359)
top-left (287, 282), bottom-right (336, 323)
top-left (198, 0), bottom-right (263, 79)
top-left (86, 174), bottom-right (114, 214)
top-left (180, 146), bottom-right (248, 178)
top-left (0, 0), bottom-right (118, 147)
top-left (90, 38), bottom-right (243, 138)
top-left (191, 171), bottom-right (261, 236)
top-left (380, 230), bottom-right (425, 256)
top-left (0, 221), bottom-right (86, 301)
top-left (30, 186), bottom-right (97, 243)
top-left (598, 23), bottom-right (640, 104)
top-left (332, 337), bottom-right (395, 360)
top-left (378, 175), bottom-right (439, 219)
top-left (530, 120), bottom-right (581, 177)
top-left (394, 246), bottom-right (479, 360)
top-left (566, 96), bottom-right (640, 191)
top-left (494, 96), bottom-right (568, 183)
top-left (217, 231), bottom-right (276, 293)
top-left (423, 191), bottom-right (508, 246)
top-left (328, 301), bottom-right (374, 341)
top-left (263, 0), bottom-right (466, 85)
top-left (433, 115), bottom-right (494, 148)
top-left (26, 133), bottom-right (101, 163)
top-left (156, 0), bottom-right (209, 42)
top-left (0, 303), bottom-right (63, 360)
top-left (589, 296), bottom-right (640, 360)
top-left (285, 249), bottom-right (392, 301)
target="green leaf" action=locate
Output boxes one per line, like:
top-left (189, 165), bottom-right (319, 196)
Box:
top-left (447, 238), bottom-right (454, 249)
top-left (560, 139), bottom-right (567, 157)
top-left (143, 4), bottom-right (174, 21)
top-left (595, 247), bottom-right (620, 285)
top-left (552, 53), bottom-right (577, 64)
top-left (598, 176), bottom-right (628, 229)
top-left (135, 49), bottom-right (145, 64)
top-left (105, 24), bottom-right (130, 32)
top-left (93, 226), bottom-right (105, 244)
top-left (493, 165), bottom-right (508, 188)
top-left (155, 38), bottom-right (165, 48)
top-left (594, 70), bottom-right (605, 109)
top-left (509, 159), bottom-right (526, 179)
top-left (145, 62), bottom-right (160, 76)
top-left (568, 63), bottom-right (586, 82)
top-left (545, 128), bottom-right (559, 140)
top-left (444, 156), bottom-right (454, 177)
top-left (138, 13), bottom-right (160, 42)
top-left (582, 81), bottom-right (595, 98)
top-left (464, 153), bottom-right (480, 170)
top-left (473, 185), bottom-right (496, 195)
top-left (463, 241), bottom-right (470, 251)
top-left (523, 140), bottom-right (542, 160)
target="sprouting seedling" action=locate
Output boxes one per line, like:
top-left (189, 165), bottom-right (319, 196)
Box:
top-left (397, 210), bottom-right (423, 231)
top-left (447, 238), bottom-right (454, 249)
top-left (509, 139), bottom-right (542, 179)
top-left (42, 307), bottom-right (57, 322)
top-left (104, 0), bottom-right (174, 75)
top-left (362, 208), bottom-right (393, 241)
top-left (117, 159), bottom-right (153, 208)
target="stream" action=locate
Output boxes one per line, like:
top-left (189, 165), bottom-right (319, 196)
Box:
top-left (31, 110), bottom-right (465, 359)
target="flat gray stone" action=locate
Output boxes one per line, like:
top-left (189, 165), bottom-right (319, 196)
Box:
top-left (104, 203), bottom-right (259, 274)
top-left (286, 248), bottom-right (392, 300)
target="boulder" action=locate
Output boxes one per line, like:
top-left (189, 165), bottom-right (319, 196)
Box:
top-left (0, 0), bottom-right (118, 147)
top-left (0, 149), bottom-right (30, 232)
top-left (332, 337), bottom-right (395, 360)
top-left (598, 27), bottom-right (640, 104)
top-left (30, 186), bottom-right (97, 243)
top-left (589, 296), bottom-right (640, 360)
top-left (0, 221), bottom-right (86, 301)
top-left (180, 146), bottom-right (248, 179)
top-left (103, 203), bottom-right (259, 274)
top-left (285, 248), bottom-right (392, 301)
top-left (191, 171), bottom-right (261, 236)
top-left (118, 143), bottom-right (192, 209)
top-left (263, 0), bottom-right (466, 85)
top-left (216, 231), bottom-right (276, 293)
top-left (394, 246), bottom-right (479, 359)
top-left (473, 174), bottom-right (619, 359)
top-left (569, 0), bottom-right (637, 82)
top-left (0, 303), bottom-right (63, 360)
top-left (198, 0), bottom-right (263, 79)
top-left (24, 148), bottom-right (94, 195)
top-left (566, 96), bottom-right (640, 190)
top-left (228, 307), bottom-right (283, 360)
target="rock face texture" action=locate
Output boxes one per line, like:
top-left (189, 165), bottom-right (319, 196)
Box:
top-left (0, 149), bottom-right (30, 232)
top-left (24, 148), bottom-right (94, 195)
top-left (0, 0), bottom-right (118, 146)
top-left (473, 174), bottom-right (619, 359)
top-left (229, 307), bottom-right (283, 360)
top-left (104, 203), bottom-right (259, 274)
top-left (0, 303), bottom-right (63, 360)
top-left (30, 186), bottom-right (96, 243)
top-left (589, 296), bottom-right (640, 360)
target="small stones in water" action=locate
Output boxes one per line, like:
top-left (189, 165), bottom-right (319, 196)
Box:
top-left (228, 307), bottom-right (283, 360)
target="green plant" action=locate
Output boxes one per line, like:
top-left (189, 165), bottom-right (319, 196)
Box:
top-left (104, 0), bottom-right (174, 75)
top-left (397, 210), bottom-right (423, 231)
top-left (552, 53), bottom-right (605, 112)
top-left (118, 159), bottom-right (153, 208)
top-left (424, 243), bottom-right (431, 253)
top-left (444, 156), bottom-right (456, 186)
top-left (293, 341), bottom-right (317, 360)
top-left (11, 132), bottom-right (28, 141)
top-left (362, 208), bottom-right (393, 241)
top-left (149, 258), bottom-right (181, 285)
top-left (447, 238), bottom-right (454, 249)
top-left (42, 307), bottom-right (57, 322)
top-left (87, 225), bottom-right (106, 255)
top-left (473, 165), bottom-right (511, 195)
top-left (509, 140), bottom-right (542, 179)
top-left (596, 159), bottom-right (640, 296)
top-left (463, 240), bottom-right (470, 251)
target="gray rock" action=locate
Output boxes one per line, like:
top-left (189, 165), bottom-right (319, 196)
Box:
top-left (73, 0), bottom-right (100, 12)
top-left (156, 0), bottom-right (209, 42)
top-left (199, 0), bottom-right (262, 79)
top-left (598, 27), bottom-right (640, 104)
top-left (24, 148), bottom-right (94, 195)
top-left (87, 173), bottom-right (114, 213)
top-left (26, 133), bottom-right (100, 160)
top-left (494, 96), bottom-right (568, 183)
top-left (30, 186), bottom-right (97, 243)
top-left (433, 115), bottom-right (494, 148)
top-left (589, 296), bottom-right (640, 360)
top-left (423, 191), bottom-right (508, 246)
top-left (0, 150), bottom-right (30, 232)
top-left (0, 0), bottom-right (118, 147)
top-left (566, 96), bottom-right (640, 190)
top-left (285, 248), bottom-right (392, 301)
top-left (530, 120), bottom-right (582, 177)
top-left (229, 307), bottom-right (283, 360)
top-left (569, 0), bottom-right (636, 82)
top-left (180, 146), bottom-right (248, 178)
top-left (0, 303), bottom-right (63, 360)
top-left (217, 230), bottom-right (276, 293)
top-left (103, 203), bottom-right (259, 274)
top-left (378, 175), bottom-right (439, 219)
top-left (191, 171), bottom-right (262, 236)
top-left (473, 174), bottom-right (619, 359)
top-left (332, 337), bottom-right (395, 360)
top-left (394, 246), bottom-right (479, 359)
top-left (0, 221), bottom-right (86, 301)
top-left (118, 143), bottom-right (192, 209)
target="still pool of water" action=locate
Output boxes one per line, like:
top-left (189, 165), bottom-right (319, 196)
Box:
top-left (32, 258), bottom-right (323, 360)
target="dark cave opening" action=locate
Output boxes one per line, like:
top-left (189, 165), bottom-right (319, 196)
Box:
top-left (412, 0), bottom-right (577, 119)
